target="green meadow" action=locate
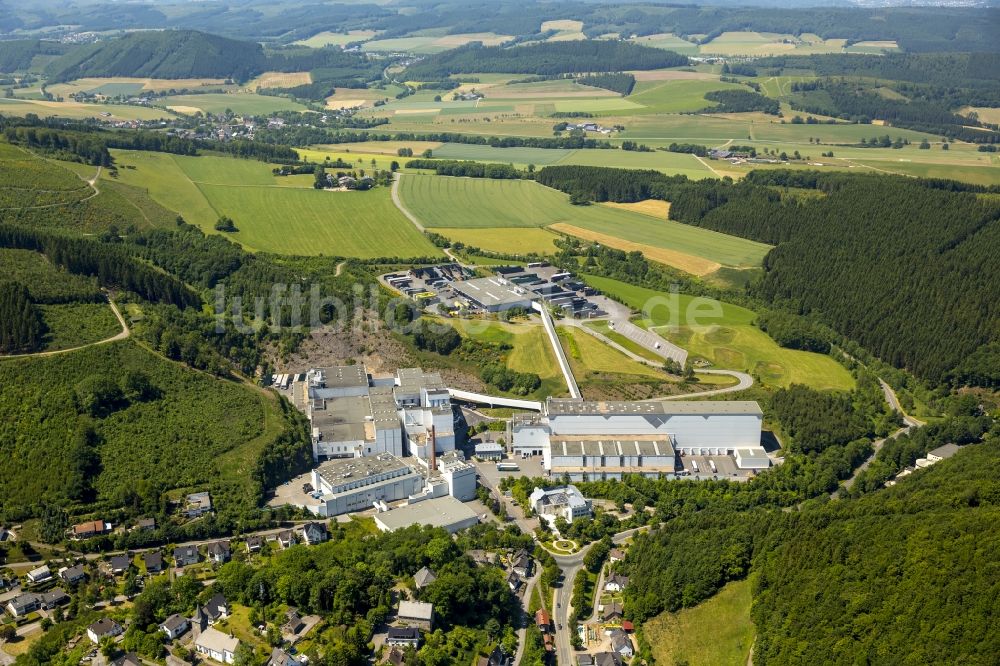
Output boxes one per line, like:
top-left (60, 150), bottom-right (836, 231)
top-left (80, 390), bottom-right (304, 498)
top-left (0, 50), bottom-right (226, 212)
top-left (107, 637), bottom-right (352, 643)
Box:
top-left (108, 151), bottom-right (439, 258)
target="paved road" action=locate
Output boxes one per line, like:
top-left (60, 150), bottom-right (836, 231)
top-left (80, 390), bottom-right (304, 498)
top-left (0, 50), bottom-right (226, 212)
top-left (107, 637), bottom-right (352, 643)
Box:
top-left (550, 526), bottom-right (651, 666)
top-left (535, 304), bottom-right (582, 399)
top-left (512, 569), bottom-right (540, 666)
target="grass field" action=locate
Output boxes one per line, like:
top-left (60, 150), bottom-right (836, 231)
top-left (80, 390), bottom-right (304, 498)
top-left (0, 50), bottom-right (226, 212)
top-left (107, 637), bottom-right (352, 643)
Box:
top-left (644, 578), bottom-right (755, 666)
top-left (433, 143), bottom-right (575, 165)
top-left (629, 33), bottom-right (700, 55)
top-left (582, 275), bottom-right (853, 390)
top-left (628, 79), bottom-right (745, 114)
top-left (159, 93), bottom-right (308, 115)
top-left (399, 175), bottom-right (769, 270)
top-left (427, 227), bottom-right (563, 254)
top-left (249, 71), bottom-right (312, 89)
top-left (38, 303), bottom-right (122, 351)
top-left (362, 32), bottom-right (512, 54)
top-left (558, 326), bottom-right (666, 380)
top-left (0, 97), bottom-right (172, 121)
top-left (108, 150), bottom-right (439, 258)
top-left (294, 30), bottom-right (378, 47)
top-left (450, 320), bottom-right (566, 398)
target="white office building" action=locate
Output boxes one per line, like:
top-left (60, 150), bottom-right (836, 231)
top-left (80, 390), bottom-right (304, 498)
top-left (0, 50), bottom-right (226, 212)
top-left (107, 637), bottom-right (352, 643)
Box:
top-left (530, 485), bottom-right (592, 526)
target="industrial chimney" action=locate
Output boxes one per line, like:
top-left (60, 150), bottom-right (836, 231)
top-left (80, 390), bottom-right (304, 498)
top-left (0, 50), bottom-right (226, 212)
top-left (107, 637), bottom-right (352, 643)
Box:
top-left (429, 425), bottom-right (437, 471)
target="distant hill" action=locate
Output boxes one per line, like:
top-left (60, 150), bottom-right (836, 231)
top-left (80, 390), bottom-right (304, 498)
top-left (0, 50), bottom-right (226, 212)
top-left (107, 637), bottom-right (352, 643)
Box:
top-left (0, 39), bottom-right (71, 73)
top-left (403, 41), bottom-right (689, 79)
top-left (45, 30), bottom-right (268, 83)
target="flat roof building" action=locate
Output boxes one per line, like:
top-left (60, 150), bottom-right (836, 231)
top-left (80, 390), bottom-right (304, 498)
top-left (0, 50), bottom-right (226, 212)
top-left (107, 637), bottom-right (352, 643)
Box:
top-left (398, 600), bottom-right (434, 630)
top-left (734, 447), bottom-right (771, 469)
top-left (545, 435), bottom-right (676, 480)
top-left (311, 454), bottom-right (424, 517)
top-left (450, 277), bottom-right (534, 312)
top-left (374, 496), bottom-right (480, 534)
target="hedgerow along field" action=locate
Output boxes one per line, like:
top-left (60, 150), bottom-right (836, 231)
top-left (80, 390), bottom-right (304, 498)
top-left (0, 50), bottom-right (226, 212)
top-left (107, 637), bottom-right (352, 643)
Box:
top-left (585, 275), bottom-right (855, 391)
top-left (398, 174), bottom-right (770, 272)
top-left (107, 151), bottom-right (441, 258)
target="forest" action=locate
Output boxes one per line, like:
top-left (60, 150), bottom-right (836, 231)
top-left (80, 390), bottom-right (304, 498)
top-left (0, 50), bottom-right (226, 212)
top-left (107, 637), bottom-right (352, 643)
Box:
top-left (701, 89), bottom-right (779, 115)
top-left (402, 41), bottom-right (688, 79)
top-left (576, 73), bottom-right (635, 96)
top-left (538, 165), bottom-right (1000, 388)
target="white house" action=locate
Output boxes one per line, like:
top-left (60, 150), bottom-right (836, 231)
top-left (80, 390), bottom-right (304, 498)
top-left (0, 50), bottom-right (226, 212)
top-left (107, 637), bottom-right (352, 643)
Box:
top-left (605, 574), bottom-right (629, 593)
top-left (194, 627), bottom-right (240, 664)
top-left (160, 614), bottom-right (189, 640)
top-left (529, 486), bottom-right (591, 527)
top-left (26, 566), bottom-right (51, 584)
top-left (87, 618), bottom-right (123, 644)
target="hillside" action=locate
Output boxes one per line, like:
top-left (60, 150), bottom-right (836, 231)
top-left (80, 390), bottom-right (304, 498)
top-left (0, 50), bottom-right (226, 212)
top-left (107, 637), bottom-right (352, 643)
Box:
top-left (45, 30), bottom-right (268, 82)
top-left (403, 41), bottom-right (688, 79)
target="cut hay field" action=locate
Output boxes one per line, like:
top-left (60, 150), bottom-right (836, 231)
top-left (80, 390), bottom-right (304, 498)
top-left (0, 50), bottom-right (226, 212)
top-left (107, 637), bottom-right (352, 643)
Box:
top-left (697, 31), bottom-right (870, 56)
top-left (362, 32), bottom-right (512, 54)
top-left (585, 275), bottom-right (854, 390)
top-left (399, 175), bottom-right (769, 270)
top-left (107, 150), bottom-right (439, 258)
top-left (159, 93), bottom-right (308, 115)
top-left (601, 199), bottom-right (670, 218)
top-left (249, 71), bottom-right (312, 90)
top-left (549, 223), bottom-right (720, 276)
top-left (312, 140), bottom-right (443, 156)
top-left (645, 579), bottom-right (755, 666)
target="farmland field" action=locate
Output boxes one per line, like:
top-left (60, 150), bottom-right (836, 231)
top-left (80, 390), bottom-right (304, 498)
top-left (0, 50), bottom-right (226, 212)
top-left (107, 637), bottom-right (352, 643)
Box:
top-left (432, 143), bottom-right (574, 165)
top-left (398, 175), bottom-right (770, 270)
top-left (645, 579), bottom-right (755, 666)
top-left (159, 93), bottom-right (308, 115)
top-left (0, 97), bottom-right (172, 121)
top-left (249, 71), bottom-right (312, 89)
top-left (362, 32), bottom-right (512, 54)
top-left (107, 150), bottom-right (440, 258)
top-left (294, 30), bottom-right (378, 47)
top-left (627, 79), bottom-right (745, 114)
top-left (427, 227), bottom-right (563, 254)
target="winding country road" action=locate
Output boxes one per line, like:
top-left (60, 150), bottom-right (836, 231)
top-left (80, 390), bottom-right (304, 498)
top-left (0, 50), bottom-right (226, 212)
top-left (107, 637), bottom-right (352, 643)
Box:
top-left (390, 173), bottom-right (425, 232)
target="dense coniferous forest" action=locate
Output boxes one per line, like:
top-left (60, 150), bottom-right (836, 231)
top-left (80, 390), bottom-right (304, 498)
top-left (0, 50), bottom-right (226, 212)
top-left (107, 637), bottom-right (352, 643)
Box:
top-left (403, 42), bottom-right (688, 79)
top-left (0, 281), bottom-right (45, 353)
top-left (537, 166), bottom-right (1000, 387)
top-left (576, 73), bottom-right (635, 96)
top-left (0, 39), bottom-right (70, 71)
top-left (758, 52), bottom-right (1000, 90)
top-left (702, 89), bottom-right (779, 115)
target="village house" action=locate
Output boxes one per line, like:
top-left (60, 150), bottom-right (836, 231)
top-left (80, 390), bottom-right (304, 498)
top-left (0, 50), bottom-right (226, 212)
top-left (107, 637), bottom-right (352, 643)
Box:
top-left (135, 518), bottom-right (156, 531)
top-left (284, 608), bottom-right (305, 635)
top-left (277, 530), bottom-right (295, 549)
top-left (87, 618), bottom-right (123, 644)
top-left (194, 626), bottom-right (240, 664)
top-left (59, 564), bottom-right (87, 585)
top-left (386, 626), bottom-right (421, 649)
top-left (26, 566), bottom-right (51, 584)
top-left (245, 535), bottom-right (264, 553)
top-left (173, 545), bottom-right (200, 567)
top-left (71, 519), bottom-right (110, 540)
top-left (144, 551), bottom-right (164, 573)
top-left (112, 654), bottom-right (143, 666)
top-left (610, 628), bottom-right (634, 658)
top-left (601, 601), bottom-right (624, 622)
top-left (108, 554), bottom-right (131, 575)
top-left (160, 614), bottom-right (189, 640)
top-left (186, 492), bottom-right (213, 518)
top-left (6, 593), bottom-right (40, 618)
top-left (267, 647), bottom-right (304, 666)
top-left (206, 541), bottom-right (231, 564)
top-left (201, 592), bottom-right (230, 625)
top-left (300, 522), bottom-right (328, 545)
top-left (506, 571), bottom-right (522, 593)
top-left (604, 574), bottom-right (629, 593)
top-left (413, 567), bottom-right (437, 589)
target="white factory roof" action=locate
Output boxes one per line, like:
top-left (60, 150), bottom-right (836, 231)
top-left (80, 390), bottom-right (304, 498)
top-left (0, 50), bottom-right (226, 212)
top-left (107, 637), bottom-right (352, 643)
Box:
top-left (374, 496), bottom-right (479, 533)
top-left (549, 435), bottom-right (674, 458)
top-left (546, 398), bottom-right (763, 417)
top-left (450, 276), bottom-right (533, 307)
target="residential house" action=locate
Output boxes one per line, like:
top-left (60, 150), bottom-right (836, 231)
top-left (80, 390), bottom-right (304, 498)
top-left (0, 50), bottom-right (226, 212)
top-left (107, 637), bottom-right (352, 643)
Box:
top-left (283, 608), bottom-right (305, 635)
top-left (201, 593), bottom-right (229, 624)
top-left (173, 545), bottom-right (200, 567)
top-left (194, 626), bottom-right (239, 664)
top-left (59, 564), bottom-right (87, 585)
top-left (601, 601), bottom-right (623, 622)
top-left (610, 629), bottom-right (634, 658)
top-left (300, 522), bottom-right (328, 545)
top-left (476, 647), bottom-right (510, 666)
top-left (72, 519), bottom-right (109, 540)
top-left (535, 609), bottom-right (551, 631)
top-left (108, 554), bottom-right (131, 575)
top-left (245, 536), bottom-right (264, 553)
top-left (206, 541), bottom-right (231, 564)
top-left (6, 593), bottom-right (40, 618)
top-left (608, 548), bottom-right (626, 563)
top-left (144, 551), bottom-right (164, 573)
top-left (267, 647), bottom-right (303, 666)
top-left (87, 618), bottom-right (123, 644)
top-left (594, 653), bottom-right (622, 666)
top-left (506, 571), bottom-right (522, 593)
top-left (468, 550), bottom-right (497, 567)
top-left (338, 175), bottom-right (357, 188)
top-left (186, 492), bottom-right (213, 518)
top-left (511, 553), bottom-right (533, 578)
top-left (136, 518), bottom-right (156, 531)
top-left (413, 567), bottom-right (437, 589)
top-left (386, 647), bottom-right (406, 666)
top-left (26, 566), bottom-right (51, 584)
top-left (161, 614), bottom-right (190, 640)
top-left (927, 443), bottom-right (961, 463)
top-left (604, 574), bottom-right (629, 593)
top-left (277, 530), bottom-right (295, 549)
top-left (386, 626), bottom-right (421, 648)
top-left (398, 600), bottom-right (434, 630)
top-left (40, 589), bottom-right (69, 609)
top-left (112, 654), bottom-right (143, 666)
top-left (577, 655), bottom-right (595, 666)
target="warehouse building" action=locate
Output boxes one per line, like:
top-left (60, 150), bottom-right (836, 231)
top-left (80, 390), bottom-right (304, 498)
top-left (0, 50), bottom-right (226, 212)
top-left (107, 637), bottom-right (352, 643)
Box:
top-left (374, 495), bottom-right (479, 534)
top-left (513, 399), bottom-right (764, 479)
top-left (310, 454), bottom-right (424, 517)
top-left (450, 276), bottom-right (534, 313)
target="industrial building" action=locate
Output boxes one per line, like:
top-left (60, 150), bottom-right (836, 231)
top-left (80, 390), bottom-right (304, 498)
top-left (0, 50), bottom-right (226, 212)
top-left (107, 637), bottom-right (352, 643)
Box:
top-left (374, 495), bottom-right (480, 534)
top-left (311, 454), bottom-right (424, 517)
top-left (293, 367), bottom-right (455, 462)
top-left (513, 398), bottom-right (766, 480)
top-left (449, 276), bottom-right (535, 313)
